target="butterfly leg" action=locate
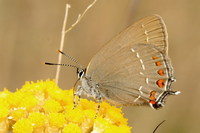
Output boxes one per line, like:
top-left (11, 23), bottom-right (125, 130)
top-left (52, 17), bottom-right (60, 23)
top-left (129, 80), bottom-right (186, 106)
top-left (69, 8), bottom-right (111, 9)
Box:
top-left (95, 95), bottom-right (102, 118)
top-left (73, 85), bottom-right (82, 109)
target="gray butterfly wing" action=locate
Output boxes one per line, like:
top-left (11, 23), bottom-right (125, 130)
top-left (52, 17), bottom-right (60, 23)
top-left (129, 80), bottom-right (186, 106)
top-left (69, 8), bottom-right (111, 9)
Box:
top-left (86, 15), bottom-right (171, 105)
top-left (87, 15), bottom-right (168, 72)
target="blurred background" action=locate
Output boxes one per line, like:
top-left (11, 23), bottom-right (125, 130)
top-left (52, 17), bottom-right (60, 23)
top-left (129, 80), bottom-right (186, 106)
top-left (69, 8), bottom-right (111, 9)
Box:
top-left (0, 0), bottom-right (199, 132)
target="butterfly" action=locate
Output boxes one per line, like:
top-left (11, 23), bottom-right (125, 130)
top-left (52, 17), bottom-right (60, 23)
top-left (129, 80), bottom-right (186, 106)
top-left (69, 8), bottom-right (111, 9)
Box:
top-left (45, 15), bottom-right (180, 110)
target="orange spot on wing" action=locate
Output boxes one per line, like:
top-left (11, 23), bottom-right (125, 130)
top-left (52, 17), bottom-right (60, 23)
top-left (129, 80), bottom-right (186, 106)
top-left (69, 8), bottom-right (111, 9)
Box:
top-left (152, 56), bottom-right (158, 60)
top-left (157, 79), bottom-right (165, 88)
top-left (149, 91), bottom-right (156, 104)
top-left (155, 61), bottom-right (162, 66)
top-left (158, 69), bottom-right (165, 76)
top-left (152, 56), bottom-right (162, 66)
top-left (149, 100), bottom-right (156, 104)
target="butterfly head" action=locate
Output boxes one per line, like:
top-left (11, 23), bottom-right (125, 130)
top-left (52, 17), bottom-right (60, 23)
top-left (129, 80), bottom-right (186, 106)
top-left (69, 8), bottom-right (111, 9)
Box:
top-left (77, 68), bottom-right (86, 79)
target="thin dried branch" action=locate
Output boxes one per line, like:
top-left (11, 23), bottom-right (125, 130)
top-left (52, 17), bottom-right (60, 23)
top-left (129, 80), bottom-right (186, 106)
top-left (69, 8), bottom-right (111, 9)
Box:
top-left (56, 0), bottom-right (98, 84)
top-left (55, 4), bottom-right (71, 84)
top-left (65, 0), bottom-right (98, 33)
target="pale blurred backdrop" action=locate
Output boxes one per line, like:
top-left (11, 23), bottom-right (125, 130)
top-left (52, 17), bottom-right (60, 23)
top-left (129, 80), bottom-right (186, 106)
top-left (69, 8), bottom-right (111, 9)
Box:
top-left (0, 0), bottom-right (199, 132)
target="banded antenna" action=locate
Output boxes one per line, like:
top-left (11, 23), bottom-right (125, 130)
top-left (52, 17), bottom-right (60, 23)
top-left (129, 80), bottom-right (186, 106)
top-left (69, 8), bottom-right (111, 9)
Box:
top-left (45, 50), bottom-right (82, 70)
top-left (57, 50), bottom-right (82, 68)
top-left (44, 62), bottom-right (79, 69)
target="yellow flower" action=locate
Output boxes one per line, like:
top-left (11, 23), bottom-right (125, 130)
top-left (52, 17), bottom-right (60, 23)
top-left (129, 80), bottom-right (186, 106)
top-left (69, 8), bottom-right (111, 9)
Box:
top-left (0, 79), bottom-right (132, 133)
top-left (65, 108), bottom-right (84, 124)
top-left (104, 125), bottom-right (132, 133)
top-left (62, 123), bottom-right (82, 133)
top-left (10, 108), bottom-right (27, 121)
top-left (28, 112), bottom-right (46, 128)
top-left (43, 99), bottom-right (63, 113)
top-left (13, 119), bottom-right (33, 133)
top-left (47, 113), bottom-right (66, 128)
top-left (0, 104), bottom-right (9, 119)
top-left (18, 94), bottom-right (38, 111)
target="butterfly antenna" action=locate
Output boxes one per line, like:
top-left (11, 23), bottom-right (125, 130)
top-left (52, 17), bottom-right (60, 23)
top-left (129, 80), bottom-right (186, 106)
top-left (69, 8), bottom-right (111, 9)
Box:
top-left (57, 50), bottom-right (82, 68)
top-left (153, 120), bottom-right (166, 133)
top-left (45, 62), bottom-right (79, 69)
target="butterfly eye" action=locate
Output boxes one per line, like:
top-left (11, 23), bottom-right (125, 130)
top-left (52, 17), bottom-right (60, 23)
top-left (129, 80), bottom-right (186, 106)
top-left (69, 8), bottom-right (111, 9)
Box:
top-left (78, 69), bottom-right (85, 79)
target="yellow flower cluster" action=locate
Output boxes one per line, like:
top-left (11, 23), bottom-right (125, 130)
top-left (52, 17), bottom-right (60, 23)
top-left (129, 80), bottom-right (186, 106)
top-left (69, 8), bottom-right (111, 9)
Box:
top-left (0, 79), bottom-right (132, 133)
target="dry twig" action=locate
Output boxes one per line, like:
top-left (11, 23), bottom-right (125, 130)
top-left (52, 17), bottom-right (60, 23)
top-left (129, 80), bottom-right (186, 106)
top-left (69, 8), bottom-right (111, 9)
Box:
top-left (55, 0), bottom-right (98, 84)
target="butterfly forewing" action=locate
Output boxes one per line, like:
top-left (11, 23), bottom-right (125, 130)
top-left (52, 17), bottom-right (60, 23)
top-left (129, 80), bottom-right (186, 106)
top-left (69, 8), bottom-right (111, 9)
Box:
top-left (87, 15), bottom-right (168, 77)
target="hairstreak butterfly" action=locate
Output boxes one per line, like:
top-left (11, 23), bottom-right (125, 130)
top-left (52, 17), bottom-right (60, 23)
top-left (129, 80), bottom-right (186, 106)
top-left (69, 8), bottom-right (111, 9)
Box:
top-left (45, 15), bottom-right (180, 110)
